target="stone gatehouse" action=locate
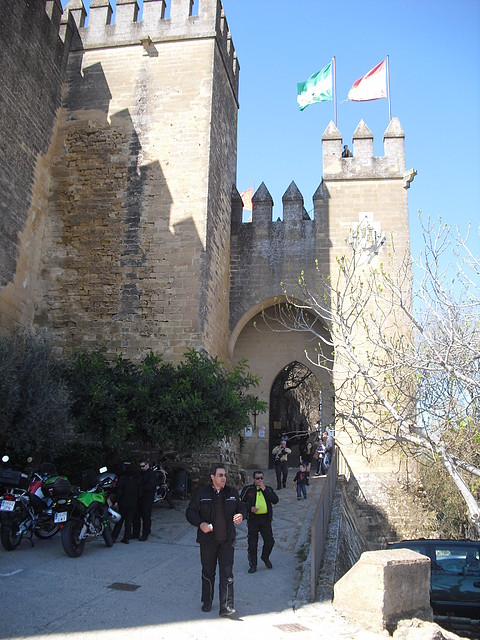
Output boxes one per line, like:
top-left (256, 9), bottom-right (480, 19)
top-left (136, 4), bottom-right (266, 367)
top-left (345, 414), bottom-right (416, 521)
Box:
top-left (0, 0), bottom-right (415, 473)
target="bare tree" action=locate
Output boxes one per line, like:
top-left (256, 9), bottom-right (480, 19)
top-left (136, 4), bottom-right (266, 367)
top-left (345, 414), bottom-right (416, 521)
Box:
top-left (266, 216), bottom-right (480, 532)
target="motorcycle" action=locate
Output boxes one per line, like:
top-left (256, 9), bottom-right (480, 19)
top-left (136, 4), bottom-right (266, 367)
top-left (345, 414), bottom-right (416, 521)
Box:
top-left (57, 467), bottom-right (119, 557)
top-left (0, 456), bottom-right (64, 551)
top-left (152, 463), bottom-right (175, 508)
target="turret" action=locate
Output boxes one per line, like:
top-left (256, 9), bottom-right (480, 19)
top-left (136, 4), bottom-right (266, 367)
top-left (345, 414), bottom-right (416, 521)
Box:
top-left (61, 0), bottom-right (239, 101)
top-left (322, 117), bottom-right (407, 180)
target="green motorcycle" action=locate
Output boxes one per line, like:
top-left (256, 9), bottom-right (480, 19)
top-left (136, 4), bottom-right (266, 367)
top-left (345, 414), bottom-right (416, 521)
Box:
top-left (58, 470), bottom-right (118, 558)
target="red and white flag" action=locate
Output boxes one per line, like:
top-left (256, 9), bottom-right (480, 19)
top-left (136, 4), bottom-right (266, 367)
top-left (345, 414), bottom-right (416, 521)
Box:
top-left (240, 188), bottom-right (253, 211)
top-left (348, 59), bottom-right (387, 102)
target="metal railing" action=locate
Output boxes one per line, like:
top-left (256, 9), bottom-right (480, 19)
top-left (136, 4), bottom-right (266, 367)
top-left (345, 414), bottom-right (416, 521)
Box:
top-left (310, 445), bottom-right (350, 600)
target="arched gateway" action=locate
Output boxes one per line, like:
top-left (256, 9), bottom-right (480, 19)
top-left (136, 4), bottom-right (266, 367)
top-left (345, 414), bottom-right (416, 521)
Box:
top-left (229, 119), bottom-right (414, 471)
top-left (229, 301), bottom-right (334, 469)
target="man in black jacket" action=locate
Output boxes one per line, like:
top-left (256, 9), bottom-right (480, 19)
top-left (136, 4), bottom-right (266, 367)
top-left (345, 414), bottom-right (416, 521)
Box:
top-left (112, 463), bottom-right (140, 544)
top-left (132, 460), bottom-right (157, 541)
top-left (186, 463), bottom-right (246, 617)
top-left (241, 470), bottom-right (279, 573)
top-left (272, 439), bottom-right (291, 489)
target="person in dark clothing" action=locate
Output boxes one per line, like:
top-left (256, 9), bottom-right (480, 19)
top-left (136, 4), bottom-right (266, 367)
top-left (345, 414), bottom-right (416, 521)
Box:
top-left (271, 439), bottom-right (291, 489)
top-left (300, 441), bottom-right (314, 485)
top-left (185, 463), bottom-right (246, 617)
top-left (132, 460), bottom-right (157, 541)
top-left (240, 470), bottom-right (279, 573)
top-left (112, 463), bottom-right (140, 544)
top-left (314, 440), bottom-right (326, 475)
top-left (342, 144), bottom-right (353, 157)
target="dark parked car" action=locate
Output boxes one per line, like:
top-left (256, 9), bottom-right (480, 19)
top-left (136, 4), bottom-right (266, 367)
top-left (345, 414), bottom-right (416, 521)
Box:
top-left (391, 539), bottom-right (480, 619)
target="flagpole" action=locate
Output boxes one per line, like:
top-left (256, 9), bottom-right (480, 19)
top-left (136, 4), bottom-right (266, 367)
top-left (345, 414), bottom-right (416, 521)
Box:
top-left (386, 54), bottom-right (392, 121)
top-left (333, 56), bottom-right (337, 127)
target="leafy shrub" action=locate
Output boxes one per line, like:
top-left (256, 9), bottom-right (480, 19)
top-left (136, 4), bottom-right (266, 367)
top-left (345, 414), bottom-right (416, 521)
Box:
top-left (0, 329), bottom-right (71, 459)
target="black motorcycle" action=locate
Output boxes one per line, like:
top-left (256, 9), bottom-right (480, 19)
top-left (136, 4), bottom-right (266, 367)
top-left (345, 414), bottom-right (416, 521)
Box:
top-left (0, 457), bottom-right (62, 551)
top-left (152, 463), bottom-right (175, 508)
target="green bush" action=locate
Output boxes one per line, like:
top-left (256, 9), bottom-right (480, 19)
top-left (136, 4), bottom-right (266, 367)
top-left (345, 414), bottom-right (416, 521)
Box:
top-left (0, 329), bottom-right (71, 459)
top-left (0, 330), bottom-right (265, 466)
top-left (65, 347), bottom-right (265, 458)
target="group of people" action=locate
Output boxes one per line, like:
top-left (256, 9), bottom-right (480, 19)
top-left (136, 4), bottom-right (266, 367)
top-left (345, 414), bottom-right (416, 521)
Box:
top-left (111, 460), bottom-right (158, 544)
top-left (186, 464), bottom-right (279, 617)
top-left (186, 430), bottom-right (335, 617)
top-left (111, 435), bottom-right (335, 616)
top-left (271, 431), bottom-right (334, 494)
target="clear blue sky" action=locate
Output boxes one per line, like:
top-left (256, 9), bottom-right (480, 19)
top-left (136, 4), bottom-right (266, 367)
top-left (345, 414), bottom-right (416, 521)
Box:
top-left (62, 0), bottom-right (480, 257)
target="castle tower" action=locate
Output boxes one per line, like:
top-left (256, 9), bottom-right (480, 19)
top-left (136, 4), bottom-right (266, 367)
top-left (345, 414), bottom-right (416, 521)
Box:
top-left (20, 0), bottom-right (239, 360)
top-left (229, 118), bottom-right (414, 469)
top-left (317, 117), bottom-right (410, 260)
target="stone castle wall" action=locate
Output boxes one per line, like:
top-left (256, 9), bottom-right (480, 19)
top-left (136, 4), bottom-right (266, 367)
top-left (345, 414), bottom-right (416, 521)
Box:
top-left (0, 0), bottom-right (71, 330)
top-left (1, 0), bottom-right (239, 361)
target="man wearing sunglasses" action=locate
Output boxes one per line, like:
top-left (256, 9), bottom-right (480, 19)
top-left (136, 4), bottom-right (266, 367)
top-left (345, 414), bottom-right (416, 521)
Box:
top-left (240, 470), bottom-right (279, 574)
top-left (186, 463), bottom-right (246, 617)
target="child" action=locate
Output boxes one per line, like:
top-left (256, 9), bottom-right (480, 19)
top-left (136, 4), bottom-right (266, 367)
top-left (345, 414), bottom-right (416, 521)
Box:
top-left (293, 463), bottom-right (308, 500)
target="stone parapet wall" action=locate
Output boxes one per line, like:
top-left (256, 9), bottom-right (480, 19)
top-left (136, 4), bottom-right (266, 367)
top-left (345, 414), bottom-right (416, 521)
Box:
top-left (64, 0), bottom-right (238, 103)
top-left (334, 548), bottom-right (432, 634)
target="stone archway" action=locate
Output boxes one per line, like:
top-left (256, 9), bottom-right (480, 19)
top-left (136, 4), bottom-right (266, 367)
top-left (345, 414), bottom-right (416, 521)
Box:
top-left (229, 301), bottom-right (334, 470)
top-left (269, 361), bottom-right (322, 468)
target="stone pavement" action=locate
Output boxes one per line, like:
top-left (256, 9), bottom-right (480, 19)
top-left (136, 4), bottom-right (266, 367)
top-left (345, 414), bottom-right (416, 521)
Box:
top-left (0, 468), bottom-right (385, 640)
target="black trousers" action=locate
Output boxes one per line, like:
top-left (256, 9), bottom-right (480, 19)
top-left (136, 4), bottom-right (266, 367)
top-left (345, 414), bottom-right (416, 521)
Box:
top-left (112, 505), bottom-right (136, 541)
top-left (199, 540), bottom-right (234, 610)
top-left (133, 496), bottom-right (153, 536)
top-left (247, 514), bottom-right (274, 567)
top-left (275, 461), bottom-right (288, 488)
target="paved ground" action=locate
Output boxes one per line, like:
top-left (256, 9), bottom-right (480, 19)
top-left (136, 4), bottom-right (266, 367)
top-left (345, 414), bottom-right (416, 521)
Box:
top-left (0, 469), bottom-right (388, 640)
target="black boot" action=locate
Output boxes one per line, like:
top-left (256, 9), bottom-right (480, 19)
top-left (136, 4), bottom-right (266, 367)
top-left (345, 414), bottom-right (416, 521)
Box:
top-left (219, 577), bottom-right (235, 616)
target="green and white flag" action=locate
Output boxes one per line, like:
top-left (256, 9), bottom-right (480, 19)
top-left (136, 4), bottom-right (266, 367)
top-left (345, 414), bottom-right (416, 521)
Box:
top-left (297, 62), bottom-right (332, 111)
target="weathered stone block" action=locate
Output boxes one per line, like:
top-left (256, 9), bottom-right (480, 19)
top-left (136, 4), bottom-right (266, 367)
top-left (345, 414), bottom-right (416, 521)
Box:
top-left (333, 548), bottom-right (432, 634)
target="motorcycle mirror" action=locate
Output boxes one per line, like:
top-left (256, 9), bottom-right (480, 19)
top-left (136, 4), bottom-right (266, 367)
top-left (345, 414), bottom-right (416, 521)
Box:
top-left (99, 466), bottom-right (107, 473)
top-left (2, 455), bottom-right (9, 463)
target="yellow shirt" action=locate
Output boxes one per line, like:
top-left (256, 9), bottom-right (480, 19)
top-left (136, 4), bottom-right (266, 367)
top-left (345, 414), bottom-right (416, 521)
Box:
top-left (255, 487), bottom-right (268, 514)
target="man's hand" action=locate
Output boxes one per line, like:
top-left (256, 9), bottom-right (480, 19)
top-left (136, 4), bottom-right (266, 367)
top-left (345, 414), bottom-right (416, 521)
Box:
top-left (233, 513), bottom-right (243, 525)
top-left (200, 522), bottom-right (213, 533)
top-left (251, 506), bottom-right (259, 513)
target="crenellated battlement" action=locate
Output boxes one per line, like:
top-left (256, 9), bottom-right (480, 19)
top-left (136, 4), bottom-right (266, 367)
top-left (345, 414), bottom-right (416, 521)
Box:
top-left (322, 118), bottom-right (406, 180)
top-left (232, 119), bottom-right (412, 231)
top-left (8, 0), bottom-right (76, 59)
top-left (231, 181), bottom-right (314, 233)
top-left (61, 0), bottom-right (239, 100)
top-left (229, 117), bottom-right (413, 344)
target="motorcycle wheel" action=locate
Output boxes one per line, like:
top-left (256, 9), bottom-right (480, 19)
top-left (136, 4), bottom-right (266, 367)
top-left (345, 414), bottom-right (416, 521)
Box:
top-left (34, 522), bottom-right (60, 539)
top-left (61, 519), bottom-right (85, 557)
top-left (102, 521), bottom-right (114, 547)
top-left (0, 518), bottom-right (22, 551)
